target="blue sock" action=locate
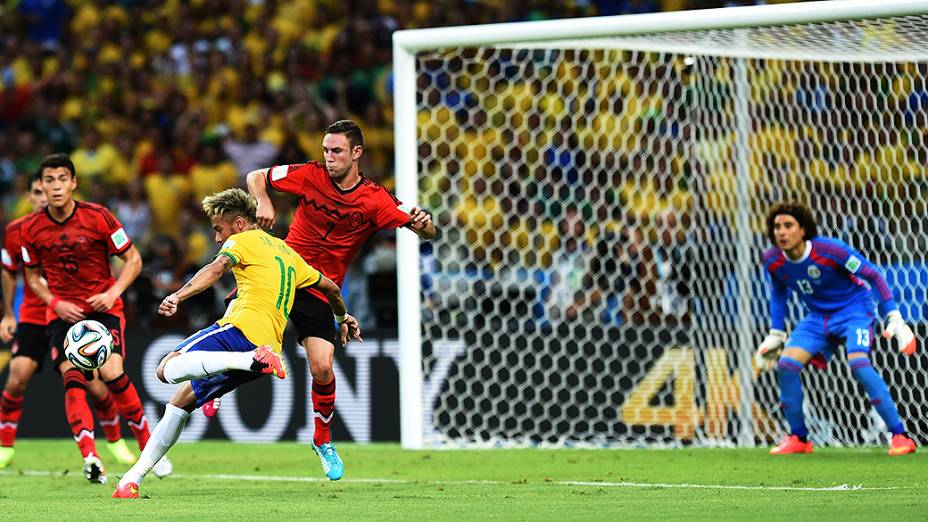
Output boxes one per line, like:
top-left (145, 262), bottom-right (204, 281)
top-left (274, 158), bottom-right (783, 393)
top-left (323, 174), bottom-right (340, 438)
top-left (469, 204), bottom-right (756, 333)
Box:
top-left (850, 358), bottom-right (905, 435)
top-left (777, 356), bottom-right (808, 438)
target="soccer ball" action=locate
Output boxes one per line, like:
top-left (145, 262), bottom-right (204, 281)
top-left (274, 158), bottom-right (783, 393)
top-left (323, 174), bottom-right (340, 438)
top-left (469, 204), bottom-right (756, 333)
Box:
top-left (64, 320), bottom-right (113, 371)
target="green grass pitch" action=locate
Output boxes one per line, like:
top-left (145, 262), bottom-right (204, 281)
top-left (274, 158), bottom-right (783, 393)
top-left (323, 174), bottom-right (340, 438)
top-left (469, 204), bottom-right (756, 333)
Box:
top-left (0, 440), bottom-right (924, 520)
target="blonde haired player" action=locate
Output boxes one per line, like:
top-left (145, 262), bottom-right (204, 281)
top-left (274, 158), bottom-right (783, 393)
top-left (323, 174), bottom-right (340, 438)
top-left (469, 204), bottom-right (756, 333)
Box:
top-left (113, 188), bottom-right (360, 499)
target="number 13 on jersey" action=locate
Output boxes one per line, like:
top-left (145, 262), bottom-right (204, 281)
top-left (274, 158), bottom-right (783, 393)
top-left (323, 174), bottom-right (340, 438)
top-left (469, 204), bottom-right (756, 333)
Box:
top-left (797, 279), bottom-right (814, 294)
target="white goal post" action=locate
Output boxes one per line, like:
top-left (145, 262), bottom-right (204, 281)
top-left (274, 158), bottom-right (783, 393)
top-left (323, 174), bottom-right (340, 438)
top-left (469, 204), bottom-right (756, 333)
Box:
top-left (393, 0), bottom-right (928, 449)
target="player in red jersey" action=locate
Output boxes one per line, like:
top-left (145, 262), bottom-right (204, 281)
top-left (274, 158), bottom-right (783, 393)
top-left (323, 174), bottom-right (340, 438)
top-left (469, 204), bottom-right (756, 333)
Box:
top-left (239, 120), bottom-right (436, 480)
top-left (20, 153), bottom-right (170, 483)
top-left (0, 172), bottom-right (137, 470)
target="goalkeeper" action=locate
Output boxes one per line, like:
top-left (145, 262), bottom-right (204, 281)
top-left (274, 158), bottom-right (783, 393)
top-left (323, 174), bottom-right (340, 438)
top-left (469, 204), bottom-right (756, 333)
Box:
top-left (756, 202), bottom-right (916, 456)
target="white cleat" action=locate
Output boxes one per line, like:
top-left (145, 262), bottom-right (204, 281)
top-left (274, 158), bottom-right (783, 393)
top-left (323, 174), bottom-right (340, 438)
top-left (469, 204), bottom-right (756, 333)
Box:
top-left (83, 455), bottom-right (107, 484)
top-left (152, 455), bottom-right (173, 478)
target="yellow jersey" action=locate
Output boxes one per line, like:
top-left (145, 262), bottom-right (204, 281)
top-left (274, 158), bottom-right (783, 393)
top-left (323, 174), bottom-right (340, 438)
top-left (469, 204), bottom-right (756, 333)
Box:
top-left (215, 229), bottom-right (322, 352)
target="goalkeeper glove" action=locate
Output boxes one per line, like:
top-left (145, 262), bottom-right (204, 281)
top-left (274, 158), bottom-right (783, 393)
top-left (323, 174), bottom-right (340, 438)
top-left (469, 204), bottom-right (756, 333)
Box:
top-left (754, 328), bottom-right (787, 371)
top-left (883, 310), bottom-right (917, 356)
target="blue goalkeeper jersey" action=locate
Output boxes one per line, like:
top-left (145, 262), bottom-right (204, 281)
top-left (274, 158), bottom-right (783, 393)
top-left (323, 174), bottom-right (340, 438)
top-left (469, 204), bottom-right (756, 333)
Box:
top-left (762, 236), bottom-right (898, 330)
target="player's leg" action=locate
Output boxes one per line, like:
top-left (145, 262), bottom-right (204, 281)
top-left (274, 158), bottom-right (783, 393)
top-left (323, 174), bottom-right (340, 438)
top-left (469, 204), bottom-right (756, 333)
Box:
top-left (770, 313), bottom-right (826, 455)
top-left (0, 346), bottom-right (41, 468)
top-left (114, 371), bottom-right (263, 498)
top-left (94, 313), bottom-right (152, 451)
top-left (113, 383), bottom-right (196, 499)
top-left (0, 322), bottom-right (48, 467)
top-left (50, 319), bottom-right (105, 481)
top-left (305, 336), bottom-right (343, 480)
top-left (86, 375), bottom-right (135, 465)
top-left (305, 336), bottom-right (337, 443)
top-left (156, 324), bottom-right (286, 384)
top-left (839, 311), bottom-right (915, 456)
top-left (198, 290), bottom-right (240, 419)
top-left (292, 291), bottom-right (343, 480)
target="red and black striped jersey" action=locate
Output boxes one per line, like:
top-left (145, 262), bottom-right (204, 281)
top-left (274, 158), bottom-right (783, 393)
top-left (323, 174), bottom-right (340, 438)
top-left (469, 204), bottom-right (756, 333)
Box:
top-left (267, 162), bottom-right (411, 301)
top-left (21, 201), bottom-right (132, 321)
top-left (2, 212), bottom-right (48, 325)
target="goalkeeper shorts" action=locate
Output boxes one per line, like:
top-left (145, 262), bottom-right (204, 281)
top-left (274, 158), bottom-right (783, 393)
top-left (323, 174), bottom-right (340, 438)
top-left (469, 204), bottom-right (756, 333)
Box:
top-left (787, 305), bottom-right (875, 361)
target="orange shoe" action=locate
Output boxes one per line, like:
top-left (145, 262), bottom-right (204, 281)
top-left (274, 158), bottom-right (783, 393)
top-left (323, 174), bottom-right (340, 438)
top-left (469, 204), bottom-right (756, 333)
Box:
top-left (770, 435), bottom-right (814, 455)
top-left (112, 482), bottom-right (140, 499)
top-left (252, 346), bottom-right (286, 379)
top-left (888, 434), bottom-right (916, 456)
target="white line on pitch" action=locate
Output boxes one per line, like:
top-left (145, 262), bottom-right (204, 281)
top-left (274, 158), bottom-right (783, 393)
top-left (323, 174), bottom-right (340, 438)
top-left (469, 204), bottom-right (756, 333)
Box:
top-left (0, 469), bottom-right (907, 491)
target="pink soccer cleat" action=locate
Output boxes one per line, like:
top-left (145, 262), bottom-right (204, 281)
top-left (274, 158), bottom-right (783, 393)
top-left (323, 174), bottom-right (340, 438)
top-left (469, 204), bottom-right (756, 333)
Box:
top-left (112, 482), bottom-right (140, 499)
top-left (251, 346), bottom-right (286, 379)
top-left (888, 434), bottom-right (916, 456)
top-left (769, 435), bottom-right (814, 455)
top-left (202, 398), bottom-right (221, 418)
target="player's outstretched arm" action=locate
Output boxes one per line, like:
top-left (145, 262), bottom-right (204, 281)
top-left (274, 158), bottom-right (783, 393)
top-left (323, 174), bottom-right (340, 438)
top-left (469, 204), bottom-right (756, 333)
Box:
top-left (24, 265), bottom-right (85, 322)
top-left (316, 275), bottom-right (362, 345)
top-left (88, 245), bottom-right (143, 312)
top-left (159, 255), bottom-right (234, 317)
top-left (245, 168), bottom-right (275, 229)
top-left (0, 269), bottom-right (17, 342)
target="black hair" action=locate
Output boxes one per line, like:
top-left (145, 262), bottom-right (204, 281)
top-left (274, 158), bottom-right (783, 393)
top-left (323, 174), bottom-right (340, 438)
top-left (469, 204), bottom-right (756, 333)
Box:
top-left (326, 120), bottom-right (364, 149)
top-left (766, 202), bottom-right (818, 244)
top-left (39, 153), bottom-right (76, 178)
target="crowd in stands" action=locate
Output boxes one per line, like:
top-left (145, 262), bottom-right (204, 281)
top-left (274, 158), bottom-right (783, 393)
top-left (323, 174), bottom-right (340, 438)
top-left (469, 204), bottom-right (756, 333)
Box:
top-left (0, 0), bottom-right (866, 336)
top-left (417, 34), bottom-right (928, 330)
top-left (0, 0), bottom-right (596, 331)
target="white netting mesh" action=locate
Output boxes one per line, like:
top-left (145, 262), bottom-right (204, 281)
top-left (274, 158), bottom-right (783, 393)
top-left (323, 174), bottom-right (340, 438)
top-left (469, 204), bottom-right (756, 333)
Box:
top-left (413, 14), bottom-right (928, 447)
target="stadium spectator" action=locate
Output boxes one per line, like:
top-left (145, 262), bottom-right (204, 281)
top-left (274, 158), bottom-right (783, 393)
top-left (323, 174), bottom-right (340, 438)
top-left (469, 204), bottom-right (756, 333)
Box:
top-left (71, 127), bottom-right (120, 185)
top-left (190, 140), bottom-right (239, 203)
top-left (223, 121), bottom-right (279, 182)
top-left (545, 205), bottom-right (595, 323)
top-left (653, 208), bottom-right (690, 325)
top-left (114, 179), bottom-right (151, 250)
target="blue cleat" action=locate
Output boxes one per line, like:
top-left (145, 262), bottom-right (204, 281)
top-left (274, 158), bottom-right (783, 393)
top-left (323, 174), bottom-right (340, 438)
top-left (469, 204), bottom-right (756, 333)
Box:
top-left (311, 442), bottom-right (344, 481)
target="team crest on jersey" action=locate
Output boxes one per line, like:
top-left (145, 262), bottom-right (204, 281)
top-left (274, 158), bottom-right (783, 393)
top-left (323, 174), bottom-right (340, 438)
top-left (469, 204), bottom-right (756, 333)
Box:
top-left (807, 266), bottom-right (821, 279)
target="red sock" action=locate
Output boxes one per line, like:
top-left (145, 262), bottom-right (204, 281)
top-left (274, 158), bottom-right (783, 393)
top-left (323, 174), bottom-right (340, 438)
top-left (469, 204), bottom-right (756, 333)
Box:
top-left (63, 369), bottom-right (98, 458)
top-left (105, 373), bottom-right (150, 450)
top-left (91, 392), bottom-right (122, 443)
top-left (0, 391), bottom-right (24, 447)
top-left (311, 377), bottom-right (336, 446)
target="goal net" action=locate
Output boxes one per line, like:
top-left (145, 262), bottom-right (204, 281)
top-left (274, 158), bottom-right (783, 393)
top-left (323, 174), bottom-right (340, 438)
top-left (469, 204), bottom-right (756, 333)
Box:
top-left (394, 1), bottom-right (928, 448)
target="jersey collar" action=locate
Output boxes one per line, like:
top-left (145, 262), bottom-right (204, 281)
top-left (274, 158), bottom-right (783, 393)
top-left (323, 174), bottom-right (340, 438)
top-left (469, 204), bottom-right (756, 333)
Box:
top-left (45, 200), bottom-right (78, 225)
top-left (785, 240), bottom-right (812, 263)
top-left (329, 173), bottom-right (365, 195)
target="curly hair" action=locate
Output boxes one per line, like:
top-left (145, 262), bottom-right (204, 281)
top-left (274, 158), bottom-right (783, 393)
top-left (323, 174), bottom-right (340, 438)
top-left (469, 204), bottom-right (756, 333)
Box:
top-left (766, 202), bottom-right (818, 245)
top-left (201, 188), bottom-right (257, 223)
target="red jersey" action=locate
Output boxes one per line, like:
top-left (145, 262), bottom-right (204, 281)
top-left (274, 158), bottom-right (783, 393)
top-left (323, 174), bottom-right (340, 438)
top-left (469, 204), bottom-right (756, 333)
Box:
top-left (267, 162), bottom-right (411, 301)
top-left (2, 213), bottom-right (48, 325)
top-left (21, 201), bottom-right (133, 322)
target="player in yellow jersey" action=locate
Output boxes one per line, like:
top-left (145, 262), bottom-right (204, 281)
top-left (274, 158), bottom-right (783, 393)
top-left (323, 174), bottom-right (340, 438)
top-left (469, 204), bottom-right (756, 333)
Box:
top-left (113, 188), bottom-right (360, 499)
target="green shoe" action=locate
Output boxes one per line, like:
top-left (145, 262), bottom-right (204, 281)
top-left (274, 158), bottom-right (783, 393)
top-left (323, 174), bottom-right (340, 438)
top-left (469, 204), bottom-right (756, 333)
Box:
top-left (107, 440), bottom-right (137, 465)
top-left (0, 446), bottom-right (13, 469)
